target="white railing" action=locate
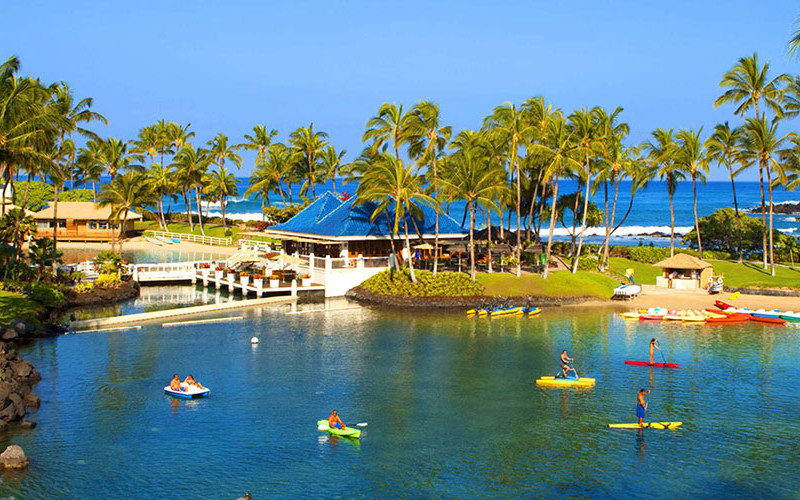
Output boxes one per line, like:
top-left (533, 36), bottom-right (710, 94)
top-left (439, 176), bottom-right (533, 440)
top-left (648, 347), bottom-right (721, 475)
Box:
top-left (239, 239), bottom-right (272, 253)
top-left (145, 230), bottom-right (232, 247)
top-left (130, 260), bottom-right (215, 282)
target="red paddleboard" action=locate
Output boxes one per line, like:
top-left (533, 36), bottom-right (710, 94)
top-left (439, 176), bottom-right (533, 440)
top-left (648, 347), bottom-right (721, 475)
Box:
top-left (624, 360), bottom-right (680, 368)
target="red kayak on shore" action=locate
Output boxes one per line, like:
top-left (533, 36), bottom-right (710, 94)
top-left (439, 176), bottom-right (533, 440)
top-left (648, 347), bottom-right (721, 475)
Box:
top-left (624, 360), bottom-right (680, 368)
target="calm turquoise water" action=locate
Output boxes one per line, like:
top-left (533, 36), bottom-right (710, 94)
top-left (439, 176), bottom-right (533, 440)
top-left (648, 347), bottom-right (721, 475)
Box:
top-left (2, 306), bottom-right (800, 498)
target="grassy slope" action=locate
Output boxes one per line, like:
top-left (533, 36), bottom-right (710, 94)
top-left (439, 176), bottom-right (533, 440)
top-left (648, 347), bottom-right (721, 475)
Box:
top-left (476, 271), bottom-right (619, 298)
top-left (608, 257), bottom-right (800, 290)
top-left (136, 221), bottom-right (243, 240)
top-left (0, 291), bottom-right (42, 325)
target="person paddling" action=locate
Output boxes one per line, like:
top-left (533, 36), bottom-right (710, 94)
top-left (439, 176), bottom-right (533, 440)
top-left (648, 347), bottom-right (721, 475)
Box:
top-left (649, 339), bottom-right (662, 364)
top-left (328, 410), bottom-right (346, 430)
top-left (558, 350), bottom-right (576, 379)
top-left (637, 389), bottom-right (651, 428)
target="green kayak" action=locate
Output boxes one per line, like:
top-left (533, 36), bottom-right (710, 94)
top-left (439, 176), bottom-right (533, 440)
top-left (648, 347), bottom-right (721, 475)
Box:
top-left (317, 420), bottom-right (361, 439)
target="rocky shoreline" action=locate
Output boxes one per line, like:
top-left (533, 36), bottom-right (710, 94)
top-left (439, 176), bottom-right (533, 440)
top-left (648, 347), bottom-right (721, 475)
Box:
top-left (63, 279), bottom-right (139, 308)
top-left (345, 286), bottom-right (600, 309)
top-left (0, 320), bottom-right (42, 431)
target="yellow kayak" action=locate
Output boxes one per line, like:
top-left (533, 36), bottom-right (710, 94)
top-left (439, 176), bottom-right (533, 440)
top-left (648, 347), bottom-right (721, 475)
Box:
top-left (528, 308), bottom-right (542, 317)
top-left (608, 422), bottom-right (683, 430)
top-left (536, 376), bottom-right (596, 388)
top-left (620, 312), bottom-right (640, 319)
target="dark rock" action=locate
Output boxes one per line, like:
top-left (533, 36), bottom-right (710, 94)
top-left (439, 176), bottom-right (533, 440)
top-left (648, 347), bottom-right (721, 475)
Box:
top-left (11, 321), bottom-right (29, 335)
top-left (11, 362), bottom-right (33, 380)
top-left (23, 393), bottom-right (39, 410)
top-left (19, 420), bottom-right (36, 429)
top-left (7, 394), bottom-right (24, 419)
top-left (0, 445), bottom-right (29, 468)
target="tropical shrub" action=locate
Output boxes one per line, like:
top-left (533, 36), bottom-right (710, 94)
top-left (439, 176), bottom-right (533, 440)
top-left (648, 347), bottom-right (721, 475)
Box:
top-left (95, 273), bottom-right (122, 288)
top-left (263, 204), bottom-right (305, 224)
top-left (627, 246), bottom-right (670, 264)
top-left (94, 250), bottom-right (123, 274)
top-left (684, 207), bottom-right (789, 260)
top-left (27, 283), bottom-right (65, 308)
top-left (359, 269), bottom-right (484, 297)
top-left (74, 281), bottom-right (95, 294)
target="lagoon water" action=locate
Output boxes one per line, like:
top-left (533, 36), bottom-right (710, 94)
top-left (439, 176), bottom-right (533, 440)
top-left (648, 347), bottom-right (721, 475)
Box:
top-left (3, 304), bottom-right (800, 498)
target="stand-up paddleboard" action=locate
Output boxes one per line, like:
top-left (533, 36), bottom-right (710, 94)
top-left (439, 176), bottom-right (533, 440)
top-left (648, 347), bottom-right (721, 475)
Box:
top-left (624, 360), bottom-right (680, 368)
top-left (535, 376), bottom-right (595, 388)
top-left (609, 422), bottom-right (682, 430)
top-left (317, 420), bottom-right (361, 439)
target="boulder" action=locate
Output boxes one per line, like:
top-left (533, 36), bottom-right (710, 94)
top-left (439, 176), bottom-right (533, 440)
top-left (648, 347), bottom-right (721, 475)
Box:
top-left (1, 329), bottom-right (17, 342)
top-left (19, 420), bottom-right (36, 429)
top-left (23, 393), bottom-right (40, 410)
top-left (7, 394), bottom-right (24, 419)
top-left (11, 320), bottom-right (31, 336)
top-left (11, 361), bottom-right (33, 380)
top-left (0, 445), bottom-right (29, 469)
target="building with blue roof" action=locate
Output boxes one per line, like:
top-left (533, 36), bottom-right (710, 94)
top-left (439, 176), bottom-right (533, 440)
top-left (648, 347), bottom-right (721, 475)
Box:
top-left (263, 192), bottom-right (468, 258)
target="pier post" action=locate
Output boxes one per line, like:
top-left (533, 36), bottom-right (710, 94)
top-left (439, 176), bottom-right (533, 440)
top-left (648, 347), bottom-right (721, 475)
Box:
top-left (309, 253), bottom-right (315, 282)
top-left (357, 254), bottom-right (364, 269)
top-left (291, 280), bottom-right (297, 297)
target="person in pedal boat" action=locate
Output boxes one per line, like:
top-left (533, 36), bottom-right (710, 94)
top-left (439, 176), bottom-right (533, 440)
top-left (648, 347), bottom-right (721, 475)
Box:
top-left (637, 389), bottom-right (650, 427)
top-left (649, 339), bottom-right (662, 364)
top-left (169, 374), bottom-right (187, 393)
top-left (328, 410), bottom-right (346, 430)
top-left (557, 350), bottom-right (575, 378)
top-left (182, 374), bottom-right (206, 390)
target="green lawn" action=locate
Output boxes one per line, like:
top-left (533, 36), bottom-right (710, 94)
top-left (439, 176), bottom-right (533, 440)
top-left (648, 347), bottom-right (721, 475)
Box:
top-left (0, 290), bottom-right (42, 325)
top-left (476, 271), bottom-right (619, 298)
top-left (608, 256), bottom-right (800, 290)
top-left (136, 221), bottom-right (243, 240)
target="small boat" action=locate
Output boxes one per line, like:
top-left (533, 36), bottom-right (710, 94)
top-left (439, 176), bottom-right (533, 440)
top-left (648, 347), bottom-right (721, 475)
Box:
top-left (317, 419), bottom-right (361, 439)
top-left (751, 309), bottom-right (781, 319)
top-left (620, 312), bottom-right (641, 319)
top-left (145, 236), bottom-right (164, 246)
top-left (609, 422), bottom-right (683, 430)
top-left (156, 236), bottom-right (174, 245)
top-left (624, 360), bottom-right (680, 368)
top-left (751, 315), bottom-right (787, 325)
top-left (535, 375), bottom-right (596, 388)
top-left (490, 306), bottom-right (524, 317)
top-left (171, 237), bottom-right (181, 244)
top-left (638, 314), bottom-right (663, 321)
top-left (466, 308), bottom-right (481, 316)
top-left (779, 311), bottom-right (800, 322)
top-left (526, 307), bottom-right (542, 317)
top-left (706, 314), bottom-right (750, 324)
top-left (715, 300), bottom-right (732, 310)
top-left (613, 285), bottom-right (641, 299)
top-left (164, 384), bottom-right (210, 399)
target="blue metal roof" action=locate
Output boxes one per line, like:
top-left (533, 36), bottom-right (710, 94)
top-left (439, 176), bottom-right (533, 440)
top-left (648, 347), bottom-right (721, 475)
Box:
top-left (271, 193), bottom-right (467, 238)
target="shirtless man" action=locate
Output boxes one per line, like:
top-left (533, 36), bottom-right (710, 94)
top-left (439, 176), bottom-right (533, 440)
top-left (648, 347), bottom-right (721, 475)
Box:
top-left (649, 338), bottom-right (662, 364)
top-left (558, 349), bottom-right (575, 378)
top-left (183, 374), bottom-right (206, 390)
top-left (637, 389), bottom-right (651, 428)
top-left (328, 410), bottom-right (346, 430)
top-left (169, 374), bottom-right (187, 392)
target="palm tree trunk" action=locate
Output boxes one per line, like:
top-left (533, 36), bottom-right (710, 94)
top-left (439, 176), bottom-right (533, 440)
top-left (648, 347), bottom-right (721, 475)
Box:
top-left (570, 180), bottom-right (581, 255)
top-left (92, 180), bottom-right (97, 202)
top-left (602, 174), bottom-right (620, 270)
top-left (469, 200), bottom-right (476, 280)
top-left (308, 157), bottom-right (315, 199)
top-left (22, 173), bottom-right (32, 208)
top-left (693, 173), bottom-right (702, 258)
top-left (183, 189), bottom-right (194, 231)
top-left (669, 186), bottom-right (675, 257)
top-left (728, 163), bottom-right (743, 263)
top-left (118, 210), bottom-right (129, 252)
top-left (766, 161), bottom-right (775, 276)
top-left (52, 186), bottom-right (59, 254)
top-left (571, 157), bottom-right (592, 274)
top-left (758, 163), bottom-right (768, 269)
top-left (195, 186), bottom-right (205, 236)
top-left (543, 176), bottom-right (560, 280)
top-left (487, 208), bottom-right (493, 274)
top-left (402, 212), bottom-right (416, 283)
top-left (527, 170), bottom-right (542, 242)
top-left (432, 155), bottom-right (439, 276)
top-left (261, 197), bottom-right (266, 222)
top-left (513, 146), bottom-right (522, 278)
top-left (536, 187), bottom-right (546, 243)
top-left (221, 195), bottom-right (227, 229)
top-left (332, 173), bottom-right (337, 197)
top-left (276, 179), bottom-right (286, 205)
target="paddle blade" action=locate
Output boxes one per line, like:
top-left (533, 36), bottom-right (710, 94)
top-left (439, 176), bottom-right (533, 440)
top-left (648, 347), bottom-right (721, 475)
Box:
top-left (356, 422), bottom-right (368, 427)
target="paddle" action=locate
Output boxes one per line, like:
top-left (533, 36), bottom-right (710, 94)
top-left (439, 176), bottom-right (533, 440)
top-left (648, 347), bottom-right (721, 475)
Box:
top-left (659, 348), bottom-right (667, 365)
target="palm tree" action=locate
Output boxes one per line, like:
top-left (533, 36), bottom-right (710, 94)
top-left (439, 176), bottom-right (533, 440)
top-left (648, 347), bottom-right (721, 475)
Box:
top-left (130, 125), bottom-right (162, 169)
top-left (363, 103), bottom-right (414, 159)
top-left (147, 162), bottom-right (174, 229)
top-left (522, 97), bottom-right (560, 243)
top-left (741, 116), bottom-right (789, 276)
top-left (356, 153), bottom-right (434, 283)
top-left (675, 128), bottom-right (708, 258)
top-left (529, 115), bottom-right (581, 279)
top-left (207, 133), bottom-right (243, 171)
top-left (289, 124), bottom-right (328, 199)
top-left (242, 125), bottom-right (279, 169)
top-left (788, 13), bottom-right (800, 57)
top-left (0, 207), bottom-right (36, 266)
top-left (28, 237), bottom-right (61, 282)
top-left (206, 164), bottom-right (239, 228)
top-left (644, 128), bottom-right (683, 257)
top-left (245, 160), bottom-right (279, 221)
top-left (75, 139), bottom-right (106, 200)
top-left (102, 137), bottom-right (140, 181)
top-left (45, 140), bottom-right (71, 253)
top-left (407, 101), bottom-right (451, 274)
top-left (440, 143), bottom-right (505, 280)
top-left (706, 122), bottom-right (745, 260)
top-left (172, 145), bottom-right (210, 236)
top-left (483, 103), bottom-right (532, 277)
top-left (319, 145), bottom-right (348, 196)
top-left (98, 171), bottom-right (153, 251)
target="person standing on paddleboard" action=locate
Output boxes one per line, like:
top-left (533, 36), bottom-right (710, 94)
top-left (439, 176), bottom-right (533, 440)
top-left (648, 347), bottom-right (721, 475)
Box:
top-left (637, 389), bottom-right (650, 428)
top-left (559, 350), bottom-right (575, 378)
top-left (649, 339), bottom-right (662, 364)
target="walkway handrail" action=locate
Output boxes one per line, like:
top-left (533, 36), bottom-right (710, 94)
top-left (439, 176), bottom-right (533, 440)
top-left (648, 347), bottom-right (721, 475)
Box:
top-left (145, 230), bottom-right (232, 247)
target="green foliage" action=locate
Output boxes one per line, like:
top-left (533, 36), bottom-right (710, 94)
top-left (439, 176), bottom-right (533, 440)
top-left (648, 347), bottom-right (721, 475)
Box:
top-left (73, 281), bottom-right (95, 294)
top-left (60, 189), bottom-right (94, 202)
top-left (0, 290), bottom-right (43, 325)
top-left (576, 255), bottom-right (598, 271)
top-left (683, 208), bottom-right (766, 256)
top-left (13, 181), bottom-right (51, 211)
top-left (263, 204), bottom-right (305, 224)
top-left (29, 238), bottom-right (63, 281)
top-left (556, 192), bottom-right (604, 228)
top-left (360, 269), bottom-right (484, 297)
top-left (26, 283), bottom-right (65, 308)
top-left (95, 273), bottom-right (122, 288)
top-left (627, 246), bottom-right (670, 264)
top-left (94, 250), bottom-right (122, 274)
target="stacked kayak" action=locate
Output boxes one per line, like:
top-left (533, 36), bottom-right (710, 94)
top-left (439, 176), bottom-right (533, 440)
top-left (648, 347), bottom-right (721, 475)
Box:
top-left (624, 360), bottom-right (680, 369)
top-left (317, 420), bottom-right (361, 439)
top-left (536, 375), bottom-right (596, 388)
top-left (609, 422), bottom-right (683, 430)
top-left (467, 307), bottom-right (541, 318)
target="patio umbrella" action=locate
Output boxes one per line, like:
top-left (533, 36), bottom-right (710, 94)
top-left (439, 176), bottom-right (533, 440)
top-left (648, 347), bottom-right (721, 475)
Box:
top-left (414, 243), bottom-right (434, 250)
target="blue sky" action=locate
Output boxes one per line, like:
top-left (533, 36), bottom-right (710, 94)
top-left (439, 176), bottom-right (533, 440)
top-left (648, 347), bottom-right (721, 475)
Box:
top-left (3, 0), bottom-right (799, 181)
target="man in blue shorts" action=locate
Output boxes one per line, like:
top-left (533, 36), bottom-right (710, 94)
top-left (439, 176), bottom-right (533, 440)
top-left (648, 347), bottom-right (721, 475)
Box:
top-left (328, 410), bottom-right (346, 430)
top-left (637, 389), bottom-right (650, 428)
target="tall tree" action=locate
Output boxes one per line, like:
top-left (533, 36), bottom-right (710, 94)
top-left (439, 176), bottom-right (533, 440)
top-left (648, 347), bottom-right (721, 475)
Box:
top-left (242, 125), bottom-right (279, 169)
top-left (207, 133), bottom-right (243, 171)
top-left (644, 128), bottom-right (683, 257)
top-left (319, 145), bottom-right (348, 196)
top-left (98, 171), bottom-right (153, 251)
top-left (75, 139), bottom-right (105, 201)
top-left (675, 128), bottom-right (708, 258)
top-left (289, 124), bottom-right (328, 199)
top-left (363, 103), bottom-right (413, 159)
top-left (706, 122), bottom-right (745, 261)
top-left (408, 101), bottom-right (451, 274)
top-left (205, 164), bottom-right (239, 229)
top-left (172, 145), bottom-right (210, 235)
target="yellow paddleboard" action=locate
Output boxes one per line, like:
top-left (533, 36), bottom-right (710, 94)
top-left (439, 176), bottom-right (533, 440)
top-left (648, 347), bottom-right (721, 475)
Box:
top-left (608, 422), bottom-right (683, 430)
top-left (536, 376), bottom-right (596, 388)
top-left (620, 312), bottom-right (640, 319)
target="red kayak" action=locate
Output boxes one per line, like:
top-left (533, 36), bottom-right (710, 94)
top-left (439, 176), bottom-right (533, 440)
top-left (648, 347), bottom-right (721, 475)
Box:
top-left (706, 315), bottom-right (749, 323)
top-left (625, 360), bottom-right (680, 368)
top-left (638, 314), bottom-right (664, 321)
top-left (751, 316), bottom-right (787, 325)
top-left (715, 300), bottom-right (732, 310)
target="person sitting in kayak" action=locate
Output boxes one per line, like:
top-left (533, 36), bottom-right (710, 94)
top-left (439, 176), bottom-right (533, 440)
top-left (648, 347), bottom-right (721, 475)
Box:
top-left (183, 374), bottom-right (206, 390)
top-left (637, 389), bottom-right (650, 428)
top-left (328, 410), bottom-right (346, 430)
top-left (169, 374), bottom-right (187, 393)
top-left (557, 350), bottom-right (575, 378)
top-left (649, 339), bottom-right (662, 364)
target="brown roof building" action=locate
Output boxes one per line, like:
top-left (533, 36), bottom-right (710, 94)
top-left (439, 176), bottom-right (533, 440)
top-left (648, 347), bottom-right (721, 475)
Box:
top-left (654, 253), bottom-right (713, 290)
top-left (32, 202), bottom-right (141, 242)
